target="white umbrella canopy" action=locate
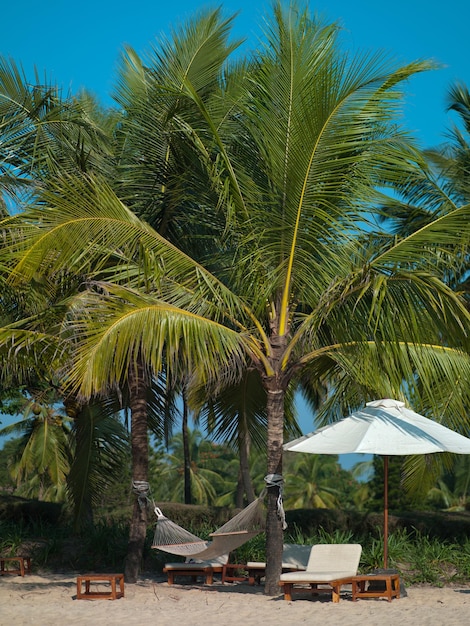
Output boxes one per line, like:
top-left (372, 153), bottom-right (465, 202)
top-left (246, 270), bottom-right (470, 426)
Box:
top-left (284, 398), bottom-right (470, 567)
top-left (285, 399), bottom-right (470, 456)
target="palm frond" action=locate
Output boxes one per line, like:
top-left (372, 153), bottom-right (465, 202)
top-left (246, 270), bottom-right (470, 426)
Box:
top-left (62, 284), bottom-right (250, 398)
top-left (67, 399), bottom-right (129, 526)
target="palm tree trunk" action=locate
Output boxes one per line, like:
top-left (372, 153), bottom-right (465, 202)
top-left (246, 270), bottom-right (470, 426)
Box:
top-left (235, 466), bottom-right (244, 508)
top-left (239, 425), bottom-right (256, 503)
top-left (124, 361), bottom-right (149, 583)
top-left (264, 386), bottom-right (285, 596)
top-left (182, 387), bottom-right (192, 504)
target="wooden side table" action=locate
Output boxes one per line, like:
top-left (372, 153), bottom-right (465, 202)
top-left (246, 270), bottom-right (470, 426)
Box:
top-left (352, 573), bottom-right (400, 602)
top-left (0, 557), bottom-right (32, 576)
top-left (76, 573), bottom-right (125, 600)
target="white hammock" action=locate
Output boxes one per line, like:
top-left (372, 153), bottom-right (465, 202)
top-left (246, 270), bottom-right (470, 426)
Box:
top-left (152, 495), bottom-right (266, 558)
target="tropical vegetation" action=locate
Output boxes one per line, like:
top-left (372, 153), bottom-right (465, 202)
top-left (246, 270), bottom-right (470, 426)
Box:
top-left (2, 500), bottom-right (470, 588)
top-left (1, 1), bottom-right (470, 596)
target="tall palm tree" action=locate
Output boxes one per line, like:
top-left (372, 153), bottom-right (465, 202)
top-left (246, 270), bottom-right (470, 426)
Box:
top-left (0, 58), bottom-right (158, 540)
top-left (0, 51), bottom-right (180, 580)
top-left (3, 3), bottom-right (470, 594)
top-left (0, 403), bottom-right (71, 501)
top-left (0, 55), bottom-right (113, 208)
top-left (373, 81), bottom-right (470, 502)
top-left (193, 369), bottom-right (301, 506)
top-left (160, 429), bottom-right (230, 505)
top-left (378, 82), bottom-right (470, 295)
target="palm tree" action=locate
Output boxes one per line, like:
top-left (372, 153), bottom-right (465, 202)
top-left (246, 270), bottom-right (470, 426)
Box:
top-left (110, 3), bottom-right (470, 592)
top-left (0, 55), bottom-right (113, 210)
top-left (425, 455), bottom-right (470, 510)
top-left (0, 224), bottom-right (134, 528)
top-left (193, 370), bottom-right (300, 507)
top-left (425, 83), bottom-right (470, 306)
top-left (66, 398), bottom-right (130, 529)
top-left (0, 55), bottom-right (179, 554)
top-left (0, 400), bottom-right (72, 501)
top-left (283, 453), bottom-right (344, 509)
top-left (428, 83), bottom-right (470, 206)
top-left (373, 81), bottom-right (470, 502)
top-left (3, 3), bottom-right (470, 594)
top-left (160, 429), bottom-right (230, 505)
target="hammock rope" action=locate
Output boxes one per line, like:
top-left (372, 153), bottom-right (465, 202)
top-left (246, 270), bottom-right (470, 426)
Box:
top-left (153, 507), bottom-right (208, 555)
top-left (152, 493), bottom-right (267, 558)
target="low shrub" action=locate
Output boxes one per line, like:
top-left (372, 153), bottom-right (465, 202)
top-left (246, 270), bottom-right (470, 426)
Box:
top-left (0, 495), bottom-right (64, 524)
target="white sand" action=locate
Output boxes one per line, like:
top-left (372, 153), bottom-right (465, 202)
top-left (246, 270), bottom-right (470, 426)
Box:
top-left (1, 572), bottom-right (470, 626)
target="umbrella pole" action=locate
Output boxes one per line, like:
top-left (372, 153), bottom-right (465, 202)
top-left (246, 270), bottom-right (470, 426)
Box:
top-left (384, 455), bottom-right (389, 569)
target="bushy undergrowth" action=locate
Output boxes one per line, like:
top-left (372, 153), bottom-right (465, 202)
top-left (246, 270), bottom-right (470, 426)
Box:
top-left (2, 496), bottom-right (470, 586)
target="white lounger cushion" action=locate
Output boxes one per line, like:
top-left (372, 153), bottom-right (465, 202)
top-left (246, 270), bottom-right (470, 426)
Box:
top-left (279, 569), bottom-right (356, 582)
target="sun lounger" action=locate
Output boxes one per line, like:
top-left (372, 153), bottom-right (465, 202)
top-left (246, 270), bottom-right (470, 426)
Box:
top-left (279, 543), bottom-right (362, 602)
top-left (163, 553), bottom-right (229, 585)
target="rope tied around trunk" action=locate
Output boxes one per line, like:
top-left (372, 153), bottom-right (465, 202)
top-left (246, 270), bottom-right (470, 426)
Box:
top-left (132, 480), bottom-right (152, 510)
top-left (264, 473), bottom-right (287, 530)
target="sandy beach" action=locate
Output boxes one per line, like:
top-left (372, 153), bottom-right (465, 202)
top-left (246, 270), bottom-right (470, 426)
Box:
top-left (1, 571), bottom-right (470, 626)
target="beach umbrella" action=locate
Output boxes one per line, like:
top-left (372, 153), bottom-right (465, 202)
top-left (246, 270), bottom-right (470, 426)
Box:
top-left (284, 398), bottom-right (470, 567)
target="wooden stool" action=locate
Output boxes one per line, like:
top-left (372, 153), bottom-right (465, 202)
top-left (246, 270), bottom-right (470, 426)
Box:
top-left (352, 573), bottom-right (400, 602)
top-left (76, 573), bottom-right (125, 600)
top-left (0, 557), bottom-right (32, 576)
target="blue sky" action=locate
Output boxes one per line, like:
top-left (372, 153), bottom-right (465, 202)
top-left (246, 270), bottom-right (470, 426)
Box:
top-left (1, 1), bottom-right (469, 455)
top-left (2, 0), bottom-right (469, 149)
